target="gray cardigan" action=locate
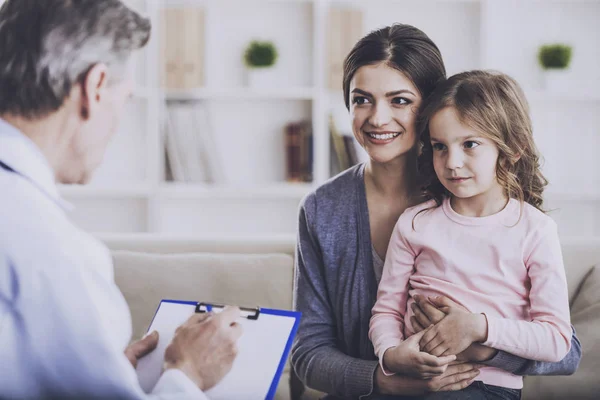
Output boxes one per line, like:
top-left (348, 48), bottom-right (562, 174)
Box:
top-left (292, 163), bottom-right (581, 399)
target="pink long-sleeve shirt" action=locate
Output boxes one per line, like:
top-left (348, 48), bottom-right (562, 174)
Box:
top-left (369, 198), bottom-right (572, 389)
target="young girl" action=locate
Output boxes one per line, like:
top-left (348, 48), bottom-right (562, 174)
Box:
top-left (369, 70), bottom-right (572, 399)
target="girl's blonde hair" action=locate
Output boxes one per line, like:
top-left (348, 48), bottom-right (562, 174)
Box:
top-left (416, 70), bottom-right (548, 213)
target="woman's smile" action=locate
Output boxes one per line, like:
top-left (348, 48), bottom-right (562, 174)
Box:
top-left (364, 130), bottom-right (403, 144)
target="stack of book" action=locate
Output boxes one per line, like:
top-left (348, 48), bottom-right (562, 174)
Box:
top-left (284, 121), bottom-right (313, 183)
top-left (164, 101), bottom-right (225, 183)
top-left (329, 115), bottom-right (361, 176)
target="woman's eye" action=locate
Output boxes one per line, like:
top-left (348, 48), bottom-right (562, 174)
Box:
top-left (464, 141), bottom-right (480, 149)
top-left (432, 143), bottom-right (446, 151)
top-left (392, 97), bottom-right (410, 105)
top-left (352, 96), bottom-right (370, 105)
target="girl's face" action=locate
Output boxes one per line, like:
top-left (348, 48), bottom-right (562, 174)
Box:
top-left (429, 107), bottom-right (504, 207)
top-left (349, 63), bottom-right (421, 165)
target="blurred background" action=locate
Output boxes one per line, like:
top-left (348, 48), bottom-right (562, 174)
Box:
top-left (47, 0), bottom-right (600, 240)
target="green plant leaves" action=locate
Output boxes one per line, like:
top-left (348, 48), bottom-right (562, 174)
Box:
top-left (244, 40), bottom-right (278, 68)
top-left (538, 44), bottom-right (572, 70)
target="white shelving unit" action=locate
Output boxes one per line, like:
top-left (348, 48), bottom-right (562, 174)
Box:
top-left (165, 87), bottom-right (317, 101)
top-left (60, 0), bottom-right (600, 238)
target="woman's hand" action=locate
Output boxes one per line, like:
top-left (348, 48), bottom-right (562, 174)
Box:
top-left (374, 362), bottom-right (480, 395)
top-left (411, 295), bottom-right (498, 362)
top-left (382, 328), bottom-right (456, 378)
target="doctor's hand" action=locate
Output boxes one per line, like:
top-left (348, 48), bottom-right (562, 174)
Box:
top-left (125, 330), bottom-right (159, 368)
top-left (163, 306), bottom-right (243, 391)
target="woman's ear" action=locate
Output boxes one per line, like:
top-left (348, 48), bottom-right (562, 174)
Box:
top-left (79, 63), bottom-right (109, 120)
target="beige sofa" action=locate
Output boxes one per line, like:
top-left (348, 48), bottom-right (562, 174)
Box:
top-left (101, 234), bottom-right (600, 400)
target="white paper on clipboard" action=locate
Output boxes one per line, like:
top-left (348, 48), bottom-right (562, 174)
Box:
top-left (136, 300), bottom-right (301, 400)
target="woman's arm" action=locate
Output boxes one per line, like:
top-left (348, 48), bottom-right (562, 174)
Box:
top-left (412, 296), bottom-right (582, 375)
top-left (291, 194), bottom-right (378, 398)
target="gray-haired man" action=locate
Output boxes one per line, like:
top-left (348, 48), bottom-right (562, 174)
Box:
top-left (0, 1), bottom-right (241, 399)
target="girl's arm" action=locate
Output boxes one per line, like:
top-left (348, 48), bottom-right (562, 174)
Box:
top-left (369, 213), bottom-right (456, 376)
top-left (481, 220), bottom-right (572, 362)
top-left (484, 327), bottom-right (581, 376)
top-left (369, 214), bottom-right (415, 363)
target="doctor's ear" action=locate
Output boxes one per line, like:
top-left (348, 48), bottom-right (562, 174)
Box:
top-left (79, 63), bottom-right (110, 120)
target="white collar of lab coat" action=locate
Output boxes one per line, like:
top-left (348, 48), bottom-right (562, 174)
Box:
top-left (0, 118), bottom-right (73, 211)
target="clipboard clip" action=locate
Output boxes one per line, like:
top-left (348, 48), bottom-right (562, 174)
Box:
top-left (195, 302), bottom-right (261, 320)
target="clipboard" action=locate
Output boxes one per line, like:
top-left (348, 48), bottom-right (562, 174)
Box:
top-left (135, 299), bottom-right (301, 400)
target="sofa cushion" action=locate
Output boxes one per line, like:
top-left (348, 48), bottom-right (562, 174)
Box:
top-left (561, 243), bottom-right (600, 304)
top-left (112, 251), bottom-right (294, 340)
top-left (522, 265), bottom-right (600, 399)
top-left (102, 235), bottom-right (296, 257)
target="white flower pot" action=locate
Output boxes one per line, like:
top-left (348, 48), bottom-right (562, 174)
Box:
top-left (543, 69), bottom-right (571, 93)
top-left (246, 67), bottom-right (275, 88)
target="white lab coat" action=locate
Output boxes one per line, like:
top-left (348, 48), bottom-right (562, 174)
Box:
top-left (0, 118), bottom-right (207, 400)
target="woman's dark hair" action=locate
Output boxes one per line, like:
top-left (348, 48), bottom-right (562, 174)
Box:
top-left (342, 24), bottom-right (447, 110)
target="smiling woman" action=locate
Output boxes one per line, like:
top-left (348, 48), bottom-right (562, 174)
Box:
top-left (291, 24), bottom-right (471, 400)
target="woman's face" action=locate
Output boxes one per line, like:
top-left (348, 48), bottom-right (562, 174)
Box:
top-left (349, 63), bottom-right (421, 165)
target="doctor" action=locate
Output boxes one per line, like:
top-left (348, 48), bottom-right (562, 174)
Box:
top-left (0, 1), bottom-right (241, 399)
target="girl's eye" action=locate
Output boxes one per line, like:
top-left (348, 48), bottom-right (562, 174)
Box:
top-left (392, 97), bottom-right (410, 105)
top-left (352, 96), bottom-right (370, 105)
top-left (464, 141), bottom-right (480, 149)
top-left (432, 143), bottom-right (446, 151)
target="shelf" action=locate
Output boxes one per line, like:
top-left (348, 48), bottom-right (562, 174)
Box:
top-left (157, 182), bottom-right (315, 199)
top-left (330, 0), bottom-right (481, 5)
top-left (58, 184), bottom-right (152, 198)
top-left (545, 191), bottom-right (600, 202)
top-left (526, 90), bottom-right (600, 103)
top-left (159, 0), bottom-right (316, 6)
top-left (164, 87), bottom-right (316, 101)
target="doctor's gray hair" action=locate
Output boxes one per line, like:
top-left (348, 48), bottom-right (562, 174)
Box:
top-left (0, 0), bottom-right (151, 118)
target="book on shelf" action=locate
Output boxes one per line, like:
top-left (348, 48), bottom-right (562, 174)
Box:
top-left (327, 6), bottom-right (364, 91)
top-left (284, 120), bottom-right (313, 183)
top-left (329, 114), bottom-right (361, 176)
top-left (161, 6), bottom-right (205, 89)
top-left (163, 101), bottom-right (225, 183)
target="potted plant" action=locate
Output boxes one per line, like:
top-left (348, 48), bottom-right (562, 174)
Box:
top-left (243, 40), bottom-right (278, 87)
top-left (538, 43), bottom-right (573, 93)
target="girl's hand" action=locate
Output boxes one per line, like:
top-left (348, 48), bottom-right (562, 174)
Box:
top-left (410, 294), bottom-right (448, 329)
top-left (382, 328), bottom-right (456, 378)
top-left (411, 295), bottom-right (497, 362)
top-left (418, 306), bottom-right (488, 357)
top-left (375, 362), bottom-right (480, 395)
